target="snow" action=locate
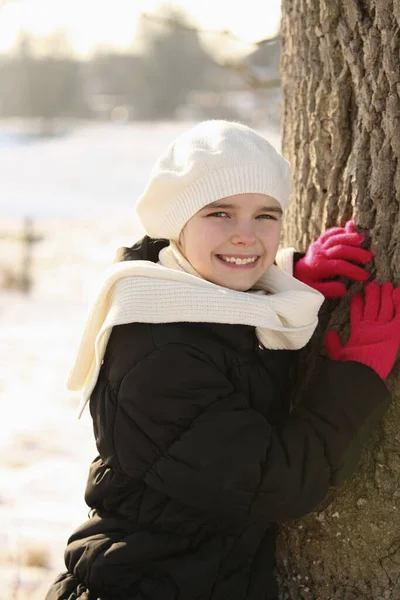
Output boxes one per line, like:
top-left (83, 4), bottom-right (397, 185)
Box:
top-left (0, 120), bottom-right (281, 598)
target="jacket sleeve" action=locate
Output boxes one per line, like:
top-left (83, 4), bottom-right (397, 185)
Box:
top-left (113, 343), bottom-right (390, 524)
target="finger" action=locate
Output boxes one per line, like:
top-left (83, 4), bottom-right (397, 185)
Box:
top-left (323, 232), bottom-right (365, 250)
top-left (325, 245), bottom-right (373, 265)
top-left (318, 226), bottom-right (347, 244)
top-left (393, 288), bottom-right (400, 320)
top-left (363, 281), bottom-right (381, 321)
top-left (350, 293), bottom-right (364, 326)
top-left (345, 220), bottom-right (356, 233)
top-left (324, 330), bottom-right (343, 359)
top-left (319, 258), bottom-right (371, 282)
top-left (378, 283), bottom-right (394, 323)
top-left (311, 281), bottom-right (347, 298)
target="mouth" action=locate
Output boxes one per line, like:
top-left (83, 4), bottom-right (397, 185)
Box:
top-left (216, 255), bottom-right (260, 269)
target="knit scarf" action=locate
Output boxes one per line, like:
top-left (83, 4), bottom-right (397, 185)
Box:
top-left (68, 242), bottom-right (324, 418)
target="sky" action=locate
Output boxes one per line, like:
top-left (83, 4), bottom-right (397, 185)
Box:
top-left (0, 0), bottom-right (282, 56)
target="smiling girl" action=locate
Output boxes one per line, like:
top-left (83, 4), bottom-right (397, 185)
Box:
top-left (46, 120), bottom-right (400, 600)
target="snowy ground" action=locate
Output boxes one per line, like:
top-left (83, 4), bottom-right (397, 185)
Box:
top-left (0, 120), bottom-right (281, 599)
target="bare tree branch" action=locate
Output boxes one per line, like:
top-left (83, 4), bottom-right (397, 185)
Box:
top-left (221, 59), bottom-right (281, 90)
top-left (141, 12), bottom-right (280, 48)
top-left (140, 11), bottom-right (281, 92)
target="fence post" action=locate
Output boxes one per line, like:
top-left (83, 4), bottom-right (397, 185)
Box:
top-left (0, 217), bottom-right (43, 293)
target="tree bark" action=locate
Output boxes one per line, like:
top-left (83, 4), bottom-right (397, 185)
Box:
top-left (278, 1), bottom-right (400, 598)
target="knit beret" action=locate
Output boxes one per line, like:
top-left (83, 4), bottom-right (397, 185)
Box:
top-left (135, 120), bottom-right (291, 240)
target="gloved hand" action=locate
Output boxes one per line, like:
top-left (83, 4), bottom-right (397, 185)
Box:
top-left (325, 281), bottom-right (400, 379)
top-left (294, 220), bottom-right (373, 298)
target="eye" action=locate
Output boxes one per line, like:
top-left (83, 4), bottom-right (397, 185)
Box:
top-left (208, 211), bottom-right (229, 218)
top-left (257, 214), bottom-right (278, 220)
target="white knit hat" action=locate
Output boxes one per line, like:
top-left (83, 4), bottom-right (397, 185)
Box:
top-left (136, 120), bottom-right (291, 240)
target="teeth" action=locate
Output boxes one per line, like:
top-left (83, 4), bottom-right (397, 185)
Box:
top-left (219, 256), bottom-right (258, 265)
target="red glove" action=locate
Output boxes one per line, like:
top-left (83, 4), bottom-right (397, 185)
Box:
top-left (325, 281), bottom-right (400, 379)
top-left (294, 220), bottom-right (373, 298)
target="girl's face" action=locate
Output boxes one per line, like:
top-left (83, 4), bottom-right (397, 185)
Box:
top-left (179, 193), bottom-right (283, 291)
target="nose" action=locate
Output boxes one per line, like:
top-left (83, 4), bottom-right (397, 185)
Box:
top-left (230, 221), bottom-right (257, 246)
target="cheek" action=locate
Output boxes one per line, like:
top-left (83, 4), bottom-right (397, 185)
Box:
top-left (272, 226), bottom-right (282, 247)
top-left (180, 223), bottom-right (216, 265)
top-left (258, 223), bottom-right (282, 247)
top-left (192, 222), bottom-right (225, 250)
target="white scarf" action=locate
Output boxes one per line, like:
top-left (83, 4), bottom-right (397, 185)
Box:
top-left (68, 243), bottom-right (324, 418)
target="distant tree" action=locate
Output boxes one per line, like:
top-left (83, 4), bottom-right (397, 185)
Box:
top-left (9, 32), bottom-right (85, 130)
top-left (132, 6), bottom-right (214, 119)
top-left (89, 51), bottom-right (142, 99)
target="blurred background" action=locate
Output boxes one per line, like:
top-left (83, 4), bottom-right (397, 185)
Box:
top-left (0, 1), bottom-right (282, 597)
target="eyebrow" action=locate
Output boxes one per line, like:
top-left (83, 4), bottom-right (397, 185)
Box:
top-left (204, 201), bottom-right (283, 214)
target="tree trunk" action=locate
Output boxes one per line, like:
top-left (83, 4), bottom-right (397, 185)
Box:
top-left (278, 1), bottom-right (400, 598)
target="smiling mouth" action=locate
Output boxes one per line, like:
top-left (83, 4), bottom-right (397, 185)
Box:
top-left (216, 255), bottom-right (260, 267)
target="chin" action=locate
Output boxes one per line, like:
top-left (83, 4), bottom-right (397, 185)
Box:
top-left (221, 278), bottom-right (257, 292)
top-left (233, 283), bottom-right (255, 292)
top-left (203, 267), bottom-right (260, 291)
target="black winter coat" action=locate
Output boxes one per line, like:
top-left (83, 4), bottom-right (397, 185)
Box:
top-left (46, 237), bottom-right (390, 600)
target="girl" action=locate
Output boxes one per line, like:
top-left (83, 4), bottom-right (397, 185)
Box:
top-left (46, 120), bottom-right (400, 600)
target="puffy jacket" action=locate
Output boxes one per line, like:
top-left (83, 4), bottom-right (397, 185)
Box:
top-left (45, 238), bottom-right (390, 600)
